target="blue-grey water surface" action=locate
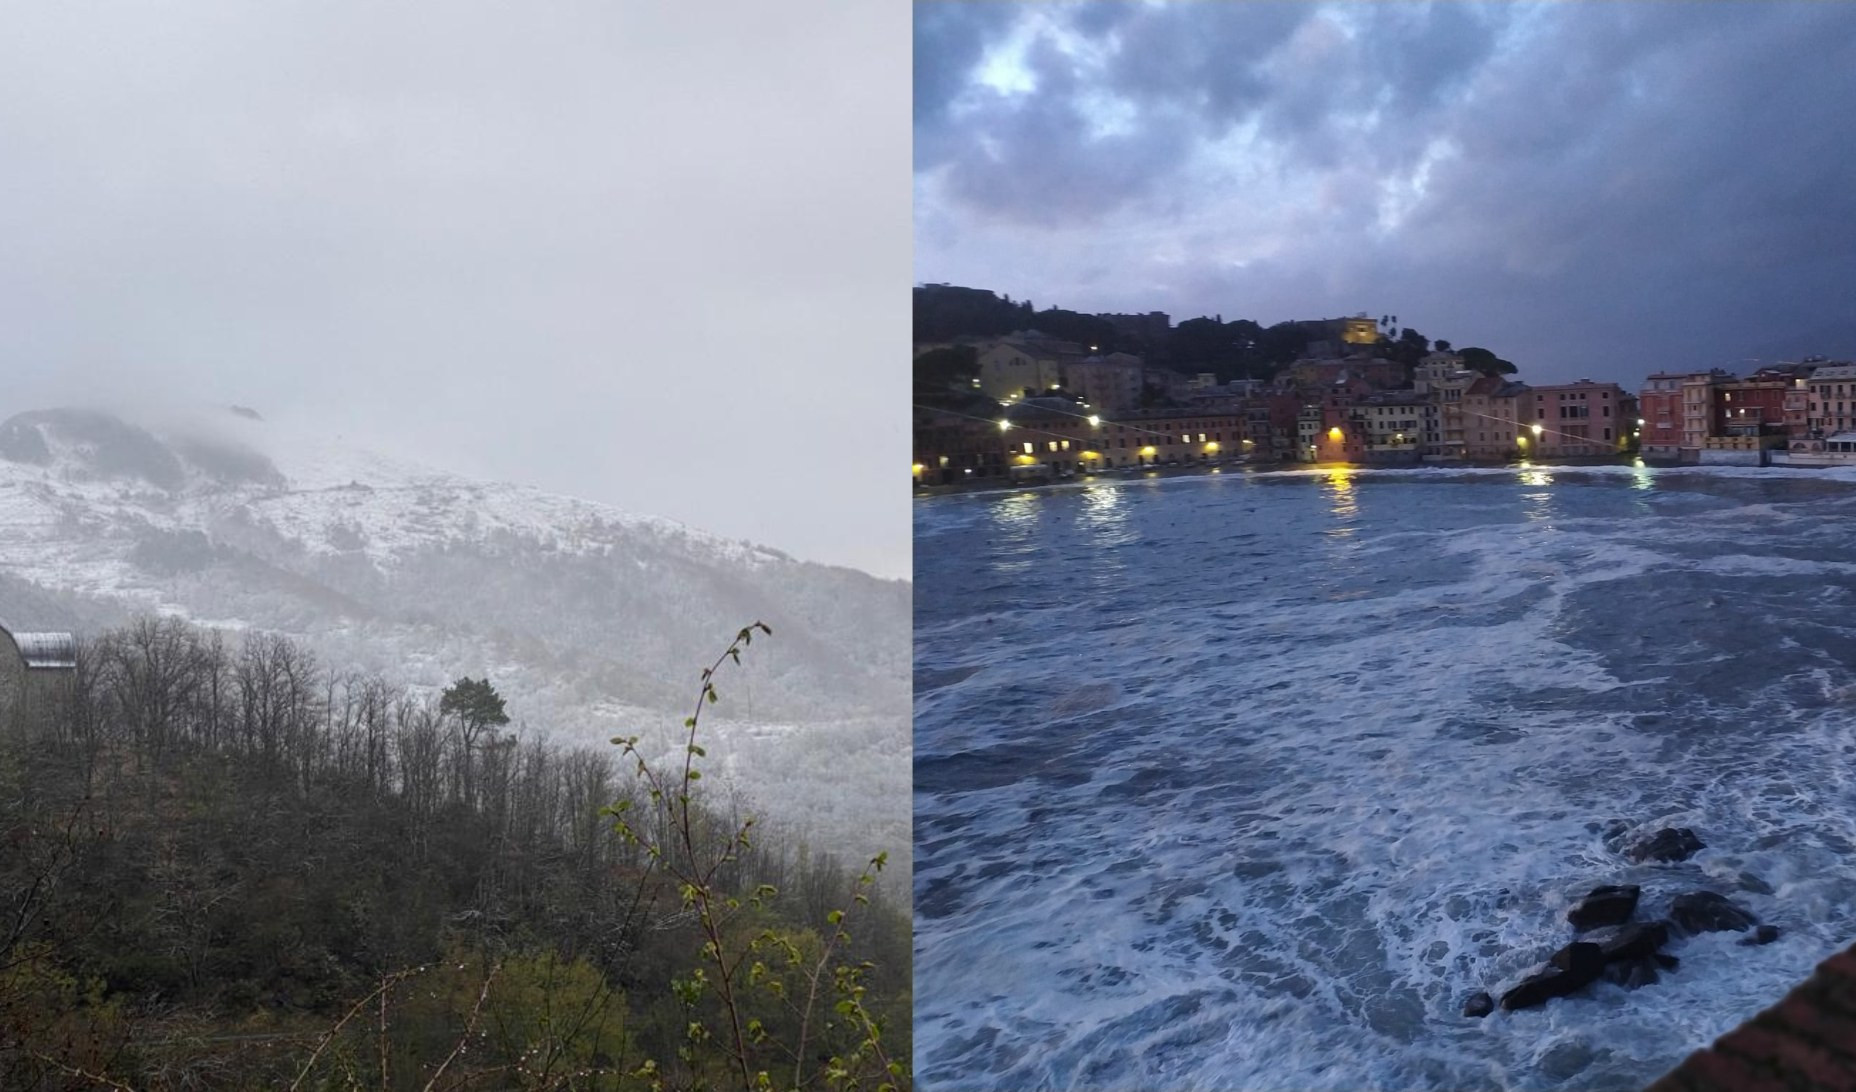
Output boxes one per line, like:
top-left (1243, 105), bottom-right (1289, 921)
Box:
top-left (914, 464), bottom-right (1856, 1091)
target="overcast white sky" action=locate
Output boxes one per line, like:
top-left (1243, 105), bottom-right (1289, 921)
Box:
top-left (0, 1), bottom-right (910, 579)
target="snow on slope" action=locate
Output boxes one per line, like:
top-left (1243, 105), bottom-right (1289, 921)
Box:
top-left (0, 405), bottom-right (911, 874)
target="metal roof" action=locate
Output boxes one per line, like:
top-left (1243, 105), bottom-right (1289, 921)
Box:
top-left (0, 622), bottom-right (77, 671)
top-left (14, 632), bottom-right (76, 670)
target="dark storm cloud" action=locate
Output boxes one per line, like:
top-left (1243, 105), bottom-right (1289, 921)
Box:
top-left (936, 34), bottom-right (1201, 227)
top-left (916, 2), bottom-right (1508, 225)
top-left (915, 3), bottom-right (1020, 135)
top-left (916, 1), bottom-right (1856, 381)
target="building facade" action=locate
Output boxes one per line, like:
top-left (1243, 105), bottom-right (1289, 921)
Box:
top-left (1356, 392), bottom-right (1434, 463)
top-left (1413, 352), bottom-right (1480, 457)
top-left (1460, 378), bottom-right (1528, 459)
top-left (1638, 373), bottom-right (1688, 459)
top-left (1521, 381), bottom-right (1628, 458)
top-left (1063, 352), bottom-right (1146, 412)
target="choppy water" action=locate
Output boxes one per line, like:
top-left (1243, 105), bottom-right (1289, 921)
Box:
top-left (913, 464), bottom-right (1856, 1091)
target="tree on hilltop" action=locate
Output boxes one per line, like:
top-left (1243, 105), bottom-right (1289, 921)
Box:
top-left (1458, 346), bottom-right (1518, 377)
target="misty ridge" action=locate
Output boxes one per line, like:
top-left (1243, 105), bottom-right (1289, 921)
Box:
top-left (0, 404), bottom-right (910, 876)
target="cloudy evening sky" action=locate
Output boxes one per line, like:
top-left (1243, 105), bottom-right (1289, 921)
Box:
top-left (915, 2), bottom-right (1856, 383)
top-left (1, 2), bottom-right (910, 579)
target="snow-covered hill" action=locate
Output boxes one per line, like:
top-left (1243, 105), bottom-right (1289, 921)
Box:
top-left (0, 405), bottom-right (910, 871)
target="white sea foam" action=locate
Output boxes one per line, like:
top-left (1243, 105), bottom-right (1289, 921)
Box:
top-left (915, 468), bottom-right (1856, 1090)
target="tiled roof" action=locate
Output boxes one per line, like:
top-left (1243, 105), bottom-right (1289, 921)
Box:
top-left (1648, 946), bottom-right (1856, 1091)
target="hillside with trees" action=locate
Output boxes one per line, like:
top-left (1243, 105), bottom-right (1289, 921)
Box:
top-left (0, 619), bottom-right (909, 1091)
top-left (914, 284), bottom-right (1521, 383)
top-left (0, 407), bottom-right (911, 897)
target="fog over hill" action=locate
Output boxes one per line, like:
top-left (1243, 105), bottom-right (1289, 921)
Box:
top-left (0, 404), bottom-right (910, 874)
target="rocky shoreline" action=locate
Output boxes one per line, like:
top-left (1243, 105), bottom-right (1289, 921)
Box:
top-left (1463, 823), bottom-right (1780, 1020)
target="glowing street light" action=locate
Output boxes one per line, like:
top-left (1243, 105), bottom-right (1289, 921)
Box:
top-left (1531, 423), bottom-right (1544, 438)
top-left (998, 420), bottom-right (1012, 432)
top-left (1087, 415), bottom-right (1101, 427)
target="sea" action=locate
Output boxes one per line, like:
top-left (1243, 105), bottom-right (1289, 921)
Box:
top-left (913, 463), bottom-right (1856, 1091)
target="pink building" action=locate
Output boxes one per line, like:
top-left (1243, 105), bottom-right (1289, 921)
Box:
top-left (1521, 381), bottom-right (1627, 458)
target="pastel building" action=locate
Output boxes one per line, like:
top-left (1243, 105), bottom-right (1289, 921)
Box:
top-left (1461, 377), bottom-right (1528, 459)
top-left (1521, 381), bottom-right (1628, 458)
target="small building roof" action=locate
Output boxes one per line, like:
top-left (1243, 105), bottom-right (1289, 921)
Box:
top-left (0, 622), bottom-right (77, 672)
top-left (15, 632), bottom-right (76, 671)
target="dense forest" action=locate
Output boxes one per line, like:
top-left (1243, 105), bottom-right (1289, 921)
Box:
top-left (0, 619), bottom-right (909, 1090)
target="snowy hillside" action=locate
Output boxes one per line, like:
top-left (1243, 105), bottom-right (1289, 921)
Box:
top-left (0, 405), bottom-right (910, 871)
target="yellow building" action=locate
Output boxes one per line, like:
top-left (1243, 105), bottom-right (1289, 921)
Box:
top-left (1341, 316), bottom-right (1380, 345)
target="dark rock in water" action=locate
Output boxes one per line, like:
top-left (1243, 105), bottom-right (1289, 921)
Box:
top-left (1601, 819), bottom-right (1632, 846)
top-left (1671, 891), bottom-right (1757, 934)
top-left (1737, 924), bottom-right (1781, 947)
top-left (1626, 827), bottom-right (1706, 863)
top-left (1580, 920), bottom-right (1671, 965)
top-left (1622, 958), bottom-right (1660, 990)
top-left (1549, 942), bottom-right (1596, 972)
top-left (1501, 943), bottom-right (1605, 1011)
top-left (1737, 872), bottom-right (1775, 896)
top-left (1654, 952), bottom-right (1681, 971)
top-left (1462, 991), bottom-right (1494, 1018)
top-left (1567, 884), bottom-right (1640, 930)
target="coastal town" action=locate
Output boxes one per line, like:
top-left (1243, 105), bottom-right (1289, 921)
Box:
top-left (912, 286), bottom-right (1856, 488)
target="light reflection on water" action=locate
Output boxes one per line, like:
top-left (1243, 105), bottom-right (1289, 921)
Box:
top-left (989, 491), bottom-right (1044, 574)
